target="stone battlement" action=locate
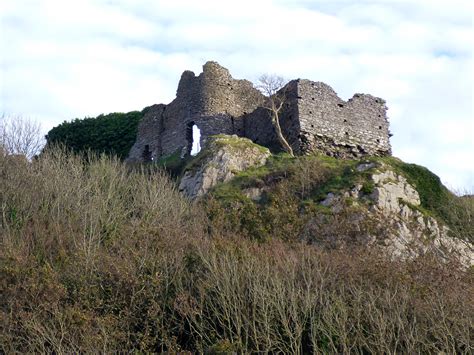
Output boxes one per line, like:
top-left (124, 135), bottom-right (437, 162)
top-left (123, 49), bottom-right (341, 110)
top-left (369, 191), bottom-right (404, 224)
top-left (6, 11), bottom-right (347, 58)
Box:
top-left (127, 61), bottom-right (391, 162)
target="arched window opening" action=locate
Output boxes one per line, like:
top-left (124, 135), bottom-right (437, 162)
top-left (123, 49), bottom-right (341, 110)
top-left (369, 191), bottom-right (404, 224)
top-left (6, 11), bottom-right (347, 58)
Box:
top-left (186, 122), bottom-right (201, 156)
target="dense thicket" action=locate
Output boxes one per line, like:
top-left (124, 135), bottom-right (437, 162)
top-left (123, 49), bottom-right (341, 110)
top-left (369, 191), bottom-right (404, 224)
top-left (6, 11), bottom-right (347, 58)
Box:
top-left (45, 110), bottom-right (144, 159)
top-left (1, 149), bottom-right (473, 353)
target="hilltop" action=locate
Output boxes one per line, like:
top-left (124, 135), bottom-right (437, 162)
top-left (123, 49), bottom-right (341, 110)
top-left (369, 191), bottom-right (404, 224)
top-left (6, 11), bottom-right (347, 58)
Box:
top-left (4, 61), bottom-right (471, 353)
top-left (1, 145), bottom-right (473, 353)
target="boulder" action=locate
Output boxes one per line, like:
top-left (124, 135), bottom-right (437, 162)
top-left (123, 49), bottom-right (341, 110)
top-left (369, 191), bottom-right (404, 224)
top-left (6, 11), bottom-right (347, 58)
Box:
top-left (179, 135), bottom-right (271, 199)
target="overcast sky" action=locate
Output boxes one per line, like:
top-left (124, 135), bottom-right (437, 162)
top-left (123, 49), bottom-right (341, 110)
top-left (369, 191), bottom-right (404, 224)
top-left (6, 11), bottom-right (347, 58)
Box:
top-left (1, 0), bottom-right (473, 190)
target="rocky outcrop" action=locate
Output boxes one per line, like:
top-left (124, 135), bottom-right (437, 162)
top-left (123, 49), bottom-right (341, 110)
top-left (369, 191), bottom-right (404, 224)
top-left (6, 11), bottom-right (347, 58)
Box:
top-left (304, 163), bottom-right (473, 268)
top-left (369, 170), bottom-right (420, 214)
top-left (179, 135), bottom-right (271, 199)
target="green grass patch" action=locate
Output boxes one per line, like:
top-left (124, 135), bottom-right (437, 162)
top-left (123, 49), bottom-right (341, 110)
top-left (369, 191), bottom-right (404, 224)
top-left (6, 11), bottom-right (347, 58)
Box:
top-left (205, 150), bottom-right (472, 242)
top-left (211, 134), bottom-right (270, 154)
top-left (375, 157), bottom-right (451, 214)
top-left (309, 157), bottom-right (367, 201)
top-left (155, 150), bottom-right (191, 177)
top-left (361, 181), bottom-right (375, 194)
top-left (182, 135), bottom-right (271, 175)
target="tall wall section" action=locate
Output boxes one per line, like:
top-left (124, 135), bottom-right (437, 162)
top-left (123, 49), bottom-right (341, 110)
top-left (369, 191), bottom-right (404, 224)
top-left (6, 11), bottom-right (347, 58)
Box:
top-left (126, 104), bottom-right (165, 161)
top-left (127, 61), bottom-right (264, 161)
top-left (292, 80), bottom-right (391, 158)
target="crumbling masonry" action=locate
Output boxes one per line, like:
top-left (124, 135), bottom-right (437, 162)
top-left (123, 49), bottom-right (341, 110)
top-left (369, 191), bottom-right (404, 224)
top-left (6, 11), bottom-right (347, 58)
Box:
top-left (127, 61), bottom-right (391, 161)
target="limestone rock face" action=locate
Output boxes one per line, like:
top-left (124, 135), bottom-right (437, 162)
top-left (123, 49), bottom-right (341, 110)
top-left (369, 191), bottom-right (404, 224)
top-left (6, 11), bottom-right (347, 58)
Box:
top-left (369, 169), bottom-right (472, 266)
top-left (303, 163), bottom-right (474, 268)
top-left (179, 135), bottom-right (271, 199)
top-left (369, 170), bottom-right (420, 214)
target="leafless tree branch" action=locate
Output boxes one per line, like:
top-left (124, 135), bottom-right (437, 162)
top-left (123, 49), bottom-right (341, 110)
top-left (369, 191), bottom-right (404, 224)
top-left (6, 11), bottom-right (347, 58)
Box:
top-left (0, 114), bottom-right (45, 159)
top-left (257, 75), bottom-right (294, 157)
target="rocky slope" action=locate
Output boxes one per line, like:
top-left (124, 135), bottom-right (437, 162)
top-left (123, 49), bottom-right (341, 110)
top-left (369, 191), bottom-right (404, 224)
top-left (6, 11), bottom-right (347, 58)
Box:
top-left (176, 134), bottom-right (473, 268)
top-left (304, 163), bottom-right (473, 267)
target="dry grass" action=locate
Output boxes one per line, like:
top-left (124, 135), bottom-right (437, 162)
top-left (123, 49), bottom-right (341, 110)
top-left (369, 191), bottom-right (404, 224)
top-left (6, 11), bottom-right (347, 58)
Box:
top-left (1, 148), bottom-right (473, 353)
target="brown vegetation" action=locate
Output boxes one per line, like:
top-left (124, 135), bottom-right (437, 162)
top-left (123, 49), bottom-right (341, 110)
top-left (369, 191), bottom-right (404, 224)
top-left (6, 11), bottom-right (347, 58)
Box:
top-left (1, 148), bottom-right (473, 353)
top-left (0, 114), bottom-right (44, 159)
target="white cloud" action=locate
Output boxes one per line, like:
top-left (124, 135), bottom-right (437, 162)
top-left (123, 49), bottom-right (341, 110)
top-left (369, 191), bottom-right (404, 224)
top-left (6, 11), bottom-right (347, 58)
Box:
top-left (1, 0), bottom-right (472, 190)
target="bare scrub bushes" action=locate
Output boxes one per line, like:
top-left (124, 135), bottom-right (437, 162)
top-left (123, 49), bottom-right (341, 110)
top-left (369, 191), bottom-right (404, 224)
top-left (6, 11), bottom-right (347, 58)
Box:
top-left (1, 149), bottom-right (473, 353)
top-left (1, 147), bottom-right (201, 263)
top-left (176, 241), bottom-right (473, 354)
top-left (4, 236), bottom-right (471, 353)
top-left (1, 146), bottom-right (207, 351)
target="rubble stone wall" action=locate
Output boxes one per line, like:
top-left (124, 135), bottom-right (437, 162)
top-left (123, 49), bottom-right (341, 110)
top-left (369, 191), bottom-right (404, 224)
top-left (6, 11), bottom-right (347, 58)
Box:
top-left (127, 61), bottom-right (392, 162)
top-left (291, 79), bottom-right (391, 158)
top-left (127, 61), bottom-right (264, 161)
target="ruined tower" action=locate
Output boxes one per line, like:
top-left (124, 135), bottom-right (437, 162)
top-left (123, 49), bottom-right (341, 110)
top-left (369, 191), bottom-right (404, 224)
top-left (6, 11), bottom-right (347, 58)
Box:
top-left (127, 61), bottom-right (264, 161)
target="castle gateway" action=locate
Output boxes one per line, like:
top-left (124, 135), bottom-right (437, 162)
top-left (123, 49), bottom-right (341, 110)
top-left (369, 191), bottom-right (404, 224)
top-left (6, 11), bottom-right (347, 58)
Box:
top-left (127, 61), bottom-right (391, 162)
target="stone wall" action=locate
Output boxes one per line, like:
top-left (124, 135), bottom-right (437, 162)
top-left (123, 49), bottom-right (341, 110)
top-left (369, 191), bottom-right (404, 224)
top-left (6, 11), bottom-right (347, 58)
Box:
top-left (127, 61), bottom-right (392, 162)
top-left (127, 61), bottom-right (264, 161)
top-left (127, 104), bottom-right (165, 162)
top-left (243, 108), bottom-right (276, 150)
top-left (290, 80), bottom-right (391, 158)
top-left (243, 81), bottom-right (301, 153)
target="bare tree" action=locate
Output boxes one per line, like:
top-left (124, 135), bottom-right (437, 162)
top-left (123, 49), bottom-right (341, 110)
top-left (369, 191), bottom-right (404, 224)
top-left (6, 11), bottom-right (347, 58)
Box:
top-left (0, 114), bottom-right (45, 159)
top-left (257, 75), bottom-right (294, 157)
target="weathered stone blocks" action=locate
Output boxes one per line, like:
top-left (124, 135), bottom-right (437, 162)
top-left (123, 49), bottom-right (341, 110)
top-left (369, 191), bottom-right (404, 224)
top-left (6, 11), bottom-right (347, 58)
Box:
top-left (127, 61), bottom-right (392, 162)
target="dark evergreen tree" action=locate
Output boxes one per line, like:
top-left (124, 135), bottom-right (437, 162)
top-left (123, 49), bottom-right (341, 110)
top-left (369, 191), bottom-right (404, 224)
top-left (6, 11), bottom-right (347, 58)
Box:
top-left (45, 110), bottom-right (144, 159)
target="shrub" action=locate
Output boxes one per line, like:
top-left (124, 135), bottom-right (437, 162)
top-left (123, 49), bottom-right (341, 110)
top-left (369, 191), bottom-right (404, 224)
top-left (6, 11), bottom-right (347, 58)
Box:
top-left (45, 110), bottom-right (144, 159)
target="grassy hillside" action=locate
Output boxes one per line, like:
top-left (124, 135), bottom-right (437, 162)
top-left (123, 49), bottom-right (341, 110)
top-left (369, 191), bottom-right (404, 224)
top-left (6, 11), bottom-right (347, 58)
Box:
top-left (204, 152), bottom-right (473, 243)
top-left (1, 147), bottom-right (472, 353)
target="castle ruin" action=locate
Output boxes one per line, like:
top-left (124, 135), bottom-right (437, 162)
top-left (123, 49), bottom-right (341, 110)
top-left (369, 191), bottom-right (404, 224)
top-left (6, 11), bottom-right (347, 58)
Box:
top-left (127, 61), bottom-right (391, 161)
